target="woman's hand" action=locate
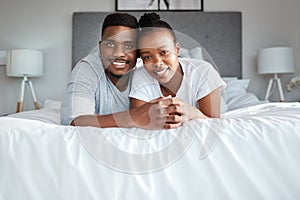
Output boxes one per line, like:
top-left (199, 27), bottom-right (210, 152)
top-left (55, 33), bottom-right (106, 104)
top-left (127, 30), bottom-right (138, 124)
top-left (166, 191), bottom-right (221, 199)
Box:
top-left (129, 96), bottom-right (183, 130)
top-left (161, 97), bottom-right (208, 121)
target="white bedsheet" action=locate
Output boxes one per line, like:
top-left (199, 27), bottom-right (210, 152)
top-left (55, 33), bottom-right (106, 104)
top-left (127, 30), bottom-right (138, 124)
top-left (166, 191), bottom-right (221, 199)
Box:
top-left (1, 103), bottom-right (300, 200)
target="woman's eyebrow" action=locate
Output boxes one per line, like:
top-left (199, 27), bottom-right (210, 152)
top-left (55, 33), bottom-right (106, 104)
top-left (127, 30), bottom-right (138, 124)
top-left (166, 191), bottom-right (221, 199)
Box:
top-left (140, 45), bottom-right (168, 51)
top-left (140, 50), bottom-right (151, 55)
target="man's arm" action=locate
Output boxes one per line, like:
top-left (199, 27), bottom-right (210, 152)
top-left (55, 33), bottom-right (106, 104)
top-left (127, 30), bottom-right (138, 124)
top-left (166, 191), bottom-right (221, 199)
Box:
top-left (72, 100), bottom-right (183, 130)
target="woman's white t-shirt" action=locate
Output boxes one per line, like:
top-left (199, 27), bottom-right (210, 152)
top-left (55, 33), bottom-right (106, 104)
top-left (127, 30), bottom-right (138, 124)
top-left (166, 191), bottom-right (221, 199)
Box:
top-left (129, 58), bottom-right (225, 108)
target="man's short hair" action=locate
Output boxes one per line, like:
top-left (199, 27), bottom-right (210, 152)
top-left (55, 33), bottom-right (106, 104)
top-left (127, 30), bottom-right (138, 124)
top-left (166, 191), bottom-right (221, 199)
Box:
top-left (102, 13), bottom-right (139, 36)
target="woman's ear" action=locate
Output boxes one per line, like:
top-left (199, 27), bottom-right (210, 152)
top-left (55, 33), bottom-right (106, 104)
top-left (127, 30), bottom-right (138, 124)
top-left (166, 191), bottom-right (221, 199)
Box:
top-left (175, 42), bottom-right (181, 56)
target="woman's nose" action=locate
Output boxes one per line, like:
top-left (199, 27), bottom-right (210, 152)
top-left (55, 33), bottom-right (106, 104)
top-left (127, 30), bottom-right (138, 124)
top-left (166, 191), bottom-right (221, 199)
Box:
top-left (152, 56), bottom-right (164, 67)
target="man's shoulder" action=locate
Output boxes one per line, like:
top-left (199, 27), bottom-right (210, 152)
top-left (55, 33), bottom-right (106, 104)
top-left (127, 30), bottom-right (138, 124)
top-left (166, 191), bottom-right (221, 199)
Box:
top-left (73, 52), bottom-right (105, 76)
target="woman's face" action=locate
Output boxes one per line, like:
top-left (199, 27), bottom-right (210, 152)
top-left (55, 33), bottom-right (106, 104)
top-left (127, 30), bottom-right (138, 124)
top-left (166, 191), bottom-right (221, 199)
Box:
top-left (100, 26), bottom-right (138, 78)
top-left (138, 29), bottom-right (180, 84)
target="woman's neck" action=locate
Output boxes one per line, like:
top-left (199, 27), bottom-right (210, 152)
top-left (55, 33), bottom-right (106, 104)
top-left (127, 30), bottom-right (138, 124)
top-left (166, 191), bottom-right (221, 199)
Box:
top-left (160, 64), bottom-right (183, 97)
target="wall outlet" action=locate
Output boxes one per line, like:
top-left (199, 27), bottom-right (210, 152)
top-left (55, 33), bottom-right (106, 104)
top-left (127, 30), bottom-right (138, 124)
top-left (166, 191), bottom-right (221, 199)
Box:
top-left (0, 50), bottom-right (7, 66)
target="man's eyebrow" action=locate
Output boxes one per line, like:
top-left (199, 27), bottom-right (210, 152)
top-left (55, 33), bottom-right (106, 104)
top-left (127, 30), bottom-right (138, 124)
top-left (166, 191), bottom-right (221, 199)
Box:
top-left (124, 40), bottom-right (136, 43)
top-left (103, 39), bottom-right (136, 43)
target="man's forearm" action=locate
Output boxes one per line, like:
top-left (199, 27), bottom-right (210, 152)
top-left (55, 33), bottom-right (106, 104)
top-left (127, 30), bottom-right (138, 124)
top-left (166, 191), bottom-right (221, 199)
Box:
top-left (71, 111), bottom-right (135, 128)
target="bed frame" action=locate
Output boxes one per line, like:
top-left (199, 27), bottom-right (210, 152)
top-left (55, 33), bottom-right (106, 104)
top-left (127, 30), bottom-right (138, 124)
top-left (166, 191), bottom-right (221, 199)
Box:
top-left (72, 11), bottom-right (242, 78)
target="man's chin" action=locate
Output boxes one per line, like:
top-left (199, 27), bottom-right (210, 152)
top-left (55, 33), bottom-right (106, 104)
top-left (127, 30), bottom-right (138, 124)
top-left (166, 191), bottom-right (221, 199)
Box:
top-left (108, 69), bottom-right (132, 79)
top-left (109, 71), bottom-right (124, 79)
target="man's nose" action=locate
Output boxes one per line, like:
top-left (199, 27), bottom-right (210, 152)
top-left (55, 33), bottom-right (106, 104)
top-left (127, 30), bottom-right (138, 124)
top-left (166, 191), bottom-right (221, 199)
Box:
top-left (113, 44), bottom-right (125, 57)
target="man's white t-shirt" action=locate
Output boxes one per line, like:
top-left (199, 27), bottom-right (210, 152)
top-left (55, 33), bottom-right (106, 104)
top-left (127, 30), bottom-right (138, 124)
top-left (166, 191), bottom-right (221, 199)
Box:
top-left (129, 58), bottom-right (225, 108)
top-left (61, 51), bottom-right (134, 125)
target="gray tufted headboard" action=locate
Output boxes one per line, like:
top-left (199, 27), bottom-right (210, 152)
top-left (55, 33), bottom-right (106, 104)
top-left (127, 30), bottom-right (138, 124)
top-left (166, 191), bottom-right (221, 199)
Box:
top-left (72, 11), bottom-right (242, 78)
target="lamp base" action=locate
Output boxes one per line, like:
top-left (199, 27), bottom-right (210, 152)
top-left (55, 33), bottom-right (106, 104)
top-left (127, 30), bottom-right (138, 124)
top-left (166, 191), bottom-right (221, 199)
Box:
top-left (16, 76), bottom-right (40, 113)
top-left (265, 73), bottom-right (285, 102)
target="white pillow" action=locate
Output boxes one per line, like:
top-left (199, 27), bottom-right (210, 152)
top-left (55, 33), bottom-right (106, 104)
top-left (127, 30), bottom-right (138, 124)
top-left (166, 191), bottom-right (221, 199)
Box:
top-left (220, 96), bottom-right (228, 113)
top-left (179, 48), bottom-right (190, 58)
top-left (7, 99), bottom-right (61, 124)
top-left (226, 93), bottom-right (260, 111)
top-left (222, 79), bottom-right (250, 103)
top-left (222, 79), bottom-right (260, 111)
top-left (43, 99), bottom-right (62, 111)
top-left (179, 47), bottom-right (203, 60)
top-left (221, 77), bottom-right (238, 81)
top-left (220, 77), bottom-right (239, 113)
top-left (190, 47), bottom-right (203, 60)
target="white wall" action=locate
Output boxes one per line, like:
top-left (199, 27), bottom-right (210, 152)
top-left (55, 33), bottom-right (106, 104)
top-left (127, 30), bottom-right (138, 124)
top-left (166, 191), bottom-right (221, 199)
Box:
top-left (0, 0), bottom-right (299, 115)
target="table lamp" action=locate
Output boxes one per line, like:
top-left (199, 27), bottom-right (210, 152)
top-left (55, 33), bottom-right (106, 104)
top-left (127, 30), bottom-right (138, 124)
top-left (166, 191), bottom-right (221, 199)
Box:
top-left (257, 47), bottom-right (295, 102)
top-left (6, 49), bottom-right (43, 112)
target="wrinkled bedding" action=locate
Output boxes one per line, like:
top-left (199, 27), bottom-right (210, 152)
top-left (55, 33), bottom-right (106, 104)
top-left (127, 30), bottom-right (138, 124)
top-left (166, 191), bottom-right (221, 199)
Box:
top-left (1, 102), bottom-right (300, 200)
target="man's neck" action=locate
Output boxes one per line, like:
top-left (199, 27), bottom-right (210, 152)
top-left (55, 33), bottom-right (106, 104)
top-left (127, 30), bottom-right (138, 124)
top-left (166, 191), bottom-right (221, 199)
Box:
top-left (105, 70), bottom-right (131, 92)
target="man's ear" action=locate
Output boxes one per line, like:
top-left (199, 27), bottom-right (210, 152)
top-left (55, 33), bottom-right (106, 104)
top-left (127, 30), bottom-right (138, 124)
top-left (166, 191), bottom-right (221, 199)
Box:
top-left (98, 41), bottom-right (102, 54)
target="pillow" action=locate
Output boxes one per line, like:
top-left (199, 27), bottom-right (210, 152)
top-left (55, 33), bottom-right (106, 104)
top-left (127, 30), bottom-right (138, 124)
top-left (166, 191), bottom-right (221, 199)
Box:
top-left (190, 47), bottom-right (203, 60)
top-left (222, 79), bottom-right (250, 103)
top-left (136, 58), bottom-right (143, 68)
top-left (221, 78), bottom-right (260, 111)
top-left (221, 77), bottom-right (238, 81)
top-left (179, 48), bottom-right (190, 58)
top-left (43, 99), bottom-right (61, 111)
top-left (226, 93), bottom-right (261, 111)
top-left (7, 99), bottom-right (61, 124)
top-left (179, 47), bottom-right (203, 60)
top-left (220, 96), bottom-right (228, 113)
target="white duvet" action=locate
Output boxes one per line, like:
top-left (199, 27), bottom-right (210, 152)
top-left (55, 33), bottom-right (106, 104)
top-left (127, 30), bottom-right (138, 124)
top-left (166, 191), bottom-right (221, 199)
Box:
top-left (1, 102), bottom-right (300, 200)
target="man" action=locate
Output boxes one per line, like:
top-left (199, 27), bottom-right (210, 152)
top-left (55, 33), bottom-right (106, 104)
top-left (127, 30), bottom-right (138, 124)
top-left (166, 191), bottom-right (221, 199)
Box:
top-left (61, 13), bottom-right (182, 129)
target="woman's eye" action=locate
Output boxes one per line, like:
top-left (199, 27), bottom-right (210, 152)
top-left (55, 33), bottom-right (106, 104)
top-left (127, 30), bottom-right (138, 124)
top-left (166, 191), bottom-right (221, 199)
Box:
top-left (143, 56), bottom-right (151, 61)
top-left (161, 50), bottom-right (169, 56)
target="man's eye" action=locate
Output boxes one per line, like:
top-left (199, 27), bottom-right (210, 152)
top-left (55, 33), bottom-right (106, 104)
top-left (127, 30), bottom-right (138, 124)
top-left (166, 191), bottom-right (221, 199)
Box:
top-left (102, 41), bottom-right (114, 48)
top-left (106, 42), bottom-right (114, 48)
top-left (124, 44), bottom-right (134, 50)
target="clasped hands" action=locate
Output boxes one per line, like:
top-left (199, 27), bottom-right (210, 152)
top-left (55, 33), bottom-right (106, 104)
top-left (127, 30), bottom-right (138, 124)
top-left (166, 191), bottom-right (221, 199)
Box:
top-left (131, 96), bottom-right (205, 130)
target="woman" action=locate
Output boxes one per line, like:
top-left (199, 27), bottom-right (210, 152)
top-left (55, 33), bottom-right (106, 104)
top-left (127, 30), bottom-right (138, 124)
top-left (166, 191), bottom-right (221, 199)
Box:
top-left (129, 13), bottom-right (225, 124)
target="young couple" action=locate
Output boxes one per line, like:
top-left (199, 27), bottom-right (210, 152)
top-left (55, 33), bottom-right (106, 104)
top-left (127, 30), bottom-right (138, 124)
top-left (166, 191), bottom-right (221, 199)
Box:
top-left (61, 12), bottom-right (225, 130)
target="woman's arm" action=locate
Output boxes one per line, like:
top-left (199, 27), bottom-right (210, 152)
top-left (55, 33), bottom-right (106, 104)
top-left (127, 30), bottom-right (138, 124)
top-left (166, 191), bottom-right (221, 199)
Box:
top-left (198, 87), bottom-right (221, 118)
top-left (130, 97), bottom-right (147, 108)
top-left (165, 87), bottom-right (221, 121)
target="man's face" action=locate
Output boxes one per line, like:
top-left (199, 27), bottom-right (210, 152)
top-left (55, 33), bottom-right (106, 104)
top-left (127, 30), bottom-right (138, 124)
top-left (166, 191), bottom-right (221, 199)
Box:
top-left (100, 26), bottom-right (138, 78)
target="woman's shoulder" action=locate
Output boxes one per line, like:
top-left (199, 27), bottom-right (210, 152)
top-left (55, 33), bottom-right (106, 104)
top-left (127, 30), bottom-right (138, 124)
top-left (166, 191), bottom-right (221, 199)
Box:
top-left (133, 65), bottom-right (152, 78)
top-left (179, 58), bottom-right (215, 72)
top-left (132, 65), bottom-right (157, 85)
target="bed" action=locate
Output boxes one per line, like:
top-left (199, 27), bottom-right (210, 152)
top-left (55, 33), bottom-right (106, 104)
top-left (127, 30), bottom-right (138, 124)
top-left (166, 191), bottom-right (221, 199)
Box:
top-left (1, 12), bottom-right (300, 200)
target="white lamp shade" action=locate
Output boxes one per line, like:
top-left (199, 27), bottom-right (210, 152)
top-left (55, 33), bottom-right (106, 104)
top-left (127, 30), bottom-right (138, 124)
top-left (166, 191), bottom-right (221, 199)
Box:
top-left (257, 47), bottom-right (295, 74)
top-left (6, 49), bottom-right (43, 77)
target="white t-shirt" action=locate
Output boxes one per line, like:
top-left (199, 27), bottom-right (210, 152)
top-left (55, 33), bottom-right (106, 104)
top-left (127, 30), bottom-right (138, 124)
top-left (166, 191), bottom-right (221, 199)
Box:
top-left (61, 51), bottom-right (134, 125)
top-left (129, 58), bottom-right (225, 108)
